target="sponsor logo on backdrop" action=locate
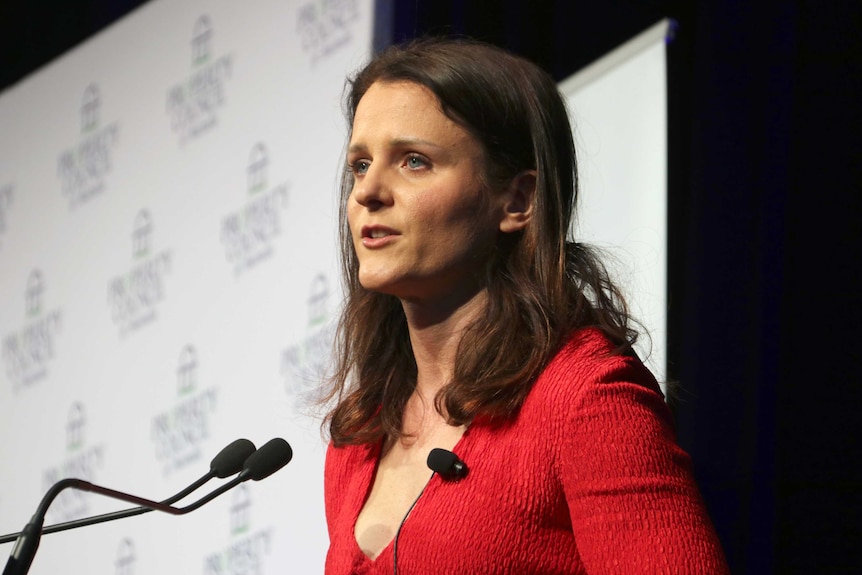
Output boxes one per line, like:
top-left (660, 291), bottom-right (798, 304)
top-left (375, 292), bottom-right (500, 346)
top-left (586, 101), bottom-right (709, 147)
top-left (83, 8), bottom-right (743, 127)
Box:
top-left (220, 142), bottom-right (291, 276)
top-left (151, 345), bottom-right (219, 475)
top-left (41, 402), bottom-right (107, 523)
top-left (203, 485), bottom-right (274, 574)
top-left (107, 209), bottom-right (173, 337)
top-left (2, 269), bottom-right (63, 392)
top-left (297, 0), bottom-right (360, 65)
top-left (57, 84), bottom-right (120, 208)
top-left (116, 538), bottom-right (136, 575)
top-left (167, 15), bottom-right (234, 145)
top-left (0, 183), bottom-right (12, 248)
top-left (281, 274), bottom-right (336, 408)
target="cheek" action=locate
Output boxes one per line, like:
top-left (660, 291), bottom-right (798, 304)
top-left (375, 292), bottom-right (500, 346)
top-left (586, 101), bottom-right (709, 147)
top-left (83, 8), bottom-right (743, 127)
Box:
top-left (421, 189), bottom-right (489, 233)
top-left (346, 202), bottom-right (361, 237)
top-left (416, 202), bottom-right (494, 260)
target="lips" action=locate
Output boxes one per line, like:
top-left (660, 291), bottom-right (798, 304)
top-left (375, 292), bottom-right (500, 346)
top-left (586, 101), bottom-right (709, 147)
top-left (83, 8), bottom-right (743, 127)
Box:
top-left (361, 225), bottom-right (398, 238)
top-left (360, 225), bottom-right (399, 248)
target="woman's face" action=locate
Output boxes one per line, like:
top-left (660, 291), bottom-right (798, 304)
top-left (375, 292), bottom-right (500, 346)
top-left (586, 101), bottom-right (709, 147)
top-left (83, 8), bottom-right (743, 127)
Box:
top-left (346, 81), bottom-right (506, 303)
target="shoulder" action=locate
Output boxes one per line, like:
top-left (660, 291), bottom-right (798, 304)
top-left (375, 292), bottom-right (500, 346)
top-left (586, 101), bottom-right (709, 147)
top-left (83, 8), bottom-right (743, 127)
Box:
top-left (323, 440), bottom-right (380, 534)
top-left (525, 328), bottom-right (688, 482)
top-left (523, 328), bottom-right (681, 470)
top-left (324, 439), bottom-right (377, 489)
top-left (528, 327), bottom-right (663, 411)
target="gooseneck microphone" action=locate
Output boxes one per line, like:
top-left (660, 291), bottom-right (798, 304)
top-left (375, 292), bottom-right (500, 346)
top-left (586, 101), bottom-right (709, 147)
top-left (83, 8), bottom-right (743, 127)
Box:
top-left (2, 437), bottom-right (292, 575)
top-left (0, 438), bottom-right (255, 545)
top-left (209, 438), bottom-right (258, 478)
top-left (427, 448), bottom-right (469, 480)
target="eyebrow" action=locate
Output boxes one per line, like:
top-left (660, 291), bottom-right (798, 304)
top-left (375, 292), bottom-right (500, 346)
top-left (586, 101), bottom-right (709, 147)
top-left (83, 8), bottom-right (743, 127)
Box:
top-left (347, 137), bottom-right (446, 154)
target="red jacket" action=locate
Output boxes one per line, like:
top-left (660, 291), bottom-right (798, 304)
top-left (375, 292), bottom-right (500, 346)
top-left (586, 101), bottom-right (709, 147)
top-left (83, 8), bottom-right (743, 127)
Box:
top-left (324, 328), bottom-right (729, 574)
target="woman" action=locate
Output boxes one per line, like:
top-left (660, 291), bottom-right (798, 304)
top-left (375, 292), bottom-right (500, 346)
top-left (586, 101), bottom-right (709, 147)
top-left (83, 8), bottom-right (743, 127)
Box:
top-left (323, 38), bottom-right (728, 574)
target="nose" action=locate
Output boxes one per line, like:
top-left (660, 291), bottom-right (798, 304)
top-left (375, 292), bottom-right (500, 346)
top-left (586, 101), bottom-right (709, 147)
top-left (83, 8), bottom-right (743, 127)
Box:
top-left (351, 163), bottom-right (392, 210)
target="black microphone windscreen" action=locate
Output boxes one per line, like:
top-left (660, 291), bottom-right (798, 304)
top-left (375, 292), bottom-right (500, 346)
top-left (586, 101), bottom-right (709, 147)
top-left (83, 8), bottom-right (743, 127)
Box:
top-left (210, 439), bottom-right (257, 478)
top-left (244, 438), bottom-right (293, 481)
top-left (427, 448), bottom-right (460, 476)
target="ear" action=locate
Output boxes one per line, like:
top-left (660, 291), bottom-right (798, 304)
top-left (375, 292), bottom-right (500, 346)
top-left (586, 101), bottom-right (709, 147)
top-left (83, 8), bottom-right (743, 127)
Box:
top-left (498, 170), bottom-right (536, 233)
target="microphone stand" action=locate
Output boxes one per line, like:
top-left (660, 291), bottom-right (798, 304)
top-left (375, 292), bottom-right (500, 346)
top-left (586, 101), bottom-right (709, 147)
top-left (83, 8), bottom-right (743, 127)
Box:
top-left (2, 437), bottom-right (291, 575)
top-left (1, 437), bottom-right (257, 546)
top-left (0, 471), bottom-right (212, 545)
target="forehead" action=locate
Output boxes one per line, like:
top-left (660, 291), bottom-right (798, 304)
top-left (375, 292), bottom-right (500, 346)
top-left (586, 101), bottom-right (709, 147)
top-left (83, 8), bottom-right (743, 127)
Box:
top-left (355, 80), bottom-right (441, 119)
top-left (350, 81), bottom-right (471, 147)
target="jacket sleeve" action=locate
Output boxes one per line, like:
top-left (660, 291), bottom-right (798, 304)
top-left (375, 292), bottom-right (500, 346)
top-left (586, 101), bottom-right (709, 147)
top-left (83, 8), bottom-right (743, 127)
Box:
top-left (557, 356), bottom-right (730, 574)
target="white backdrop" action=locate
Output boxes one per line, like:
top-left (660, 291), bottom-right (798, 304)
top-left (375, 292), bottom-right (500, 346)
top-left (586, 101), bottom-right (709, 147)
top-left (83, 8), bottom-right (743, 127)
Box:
top-left (0, 0), bottom-right (375, 573)
top-left (0, 4), bottom-right (670, 572)
top-left (562, 19), bottom-right (671, 384)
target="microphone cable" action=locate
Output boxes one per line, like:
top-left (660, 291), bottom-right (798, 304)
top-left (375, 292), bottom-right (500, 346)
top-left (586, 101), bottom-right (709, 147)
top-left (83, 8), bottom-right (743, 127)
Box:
top-left (391, 471), bottom-right (433, 575)
top-left (392, 448), bottom-right (468, 575)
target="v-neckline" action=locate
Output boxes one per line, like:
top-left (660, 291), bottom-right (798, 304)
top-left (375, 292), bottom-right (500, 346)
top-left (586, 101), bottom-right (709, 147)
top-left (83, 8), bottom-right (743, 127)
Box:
top-left (351, 427), bottom-right (473, 564)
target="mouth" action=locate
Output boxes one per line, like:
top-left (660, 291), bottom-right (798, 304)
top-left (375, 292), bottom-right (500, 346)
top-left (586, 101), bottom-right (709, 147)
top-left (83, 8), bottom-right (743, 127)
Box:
top-left (359, 225), bottom-right (399, 248)
top-left (361, 225), bottom-right (398, 239)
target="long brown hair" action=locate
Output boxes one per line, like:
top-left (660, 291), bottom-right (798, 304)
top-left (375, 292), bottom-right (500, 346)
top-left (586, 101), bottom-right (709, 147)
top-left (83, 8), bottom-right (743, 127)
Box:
top-left (325, 38), bottom-right (636, 446)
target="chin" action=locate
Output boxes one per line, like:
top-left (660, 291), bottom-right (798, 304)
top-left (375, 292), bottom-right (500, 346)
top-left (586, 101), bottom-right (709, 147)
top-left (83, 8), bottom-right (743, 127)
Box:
top-left (359, 273), bottom-right (420, 300)
top-left (357, 271), bottom-right (396, 294)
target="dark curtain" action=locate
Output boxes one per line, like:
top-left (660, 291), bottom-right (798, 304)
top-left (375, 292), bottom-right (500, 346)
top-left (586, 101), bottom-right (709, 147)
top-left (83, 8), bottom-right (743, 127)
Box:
top-left (390, 1), bottom-right (862, 573)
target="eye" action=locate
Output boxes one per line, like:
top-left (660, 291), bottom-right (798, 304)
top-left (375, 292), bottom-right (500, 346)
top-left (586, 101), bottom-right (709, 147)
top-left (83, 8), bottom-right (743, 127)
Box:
top-left (404, 154), bottom-right (429, 171)
top-left (349, 159), bottom-right (370, 176)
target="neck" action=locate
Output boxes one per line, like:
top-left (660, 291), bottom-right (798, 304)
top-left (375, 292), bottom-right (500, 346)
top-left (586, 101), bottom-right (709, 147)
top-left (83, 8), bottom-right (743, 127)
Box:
top-left (401, 286), bottom-right (488, 399)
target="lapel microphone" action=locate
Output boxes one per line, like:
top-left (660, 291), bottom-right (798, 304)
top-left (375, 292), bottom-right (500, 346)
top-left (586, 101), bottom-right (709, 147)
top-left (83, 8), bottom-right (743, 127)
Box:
top-left (426, 448), bottom-right (469, 480)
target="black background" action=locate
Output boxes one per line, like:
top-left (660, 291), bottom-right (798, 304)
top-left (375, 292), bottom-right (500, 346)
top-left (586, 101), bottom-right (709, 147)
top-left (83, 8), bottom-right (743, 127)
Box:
top-left (2, 1), bottom-right (860, 573)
